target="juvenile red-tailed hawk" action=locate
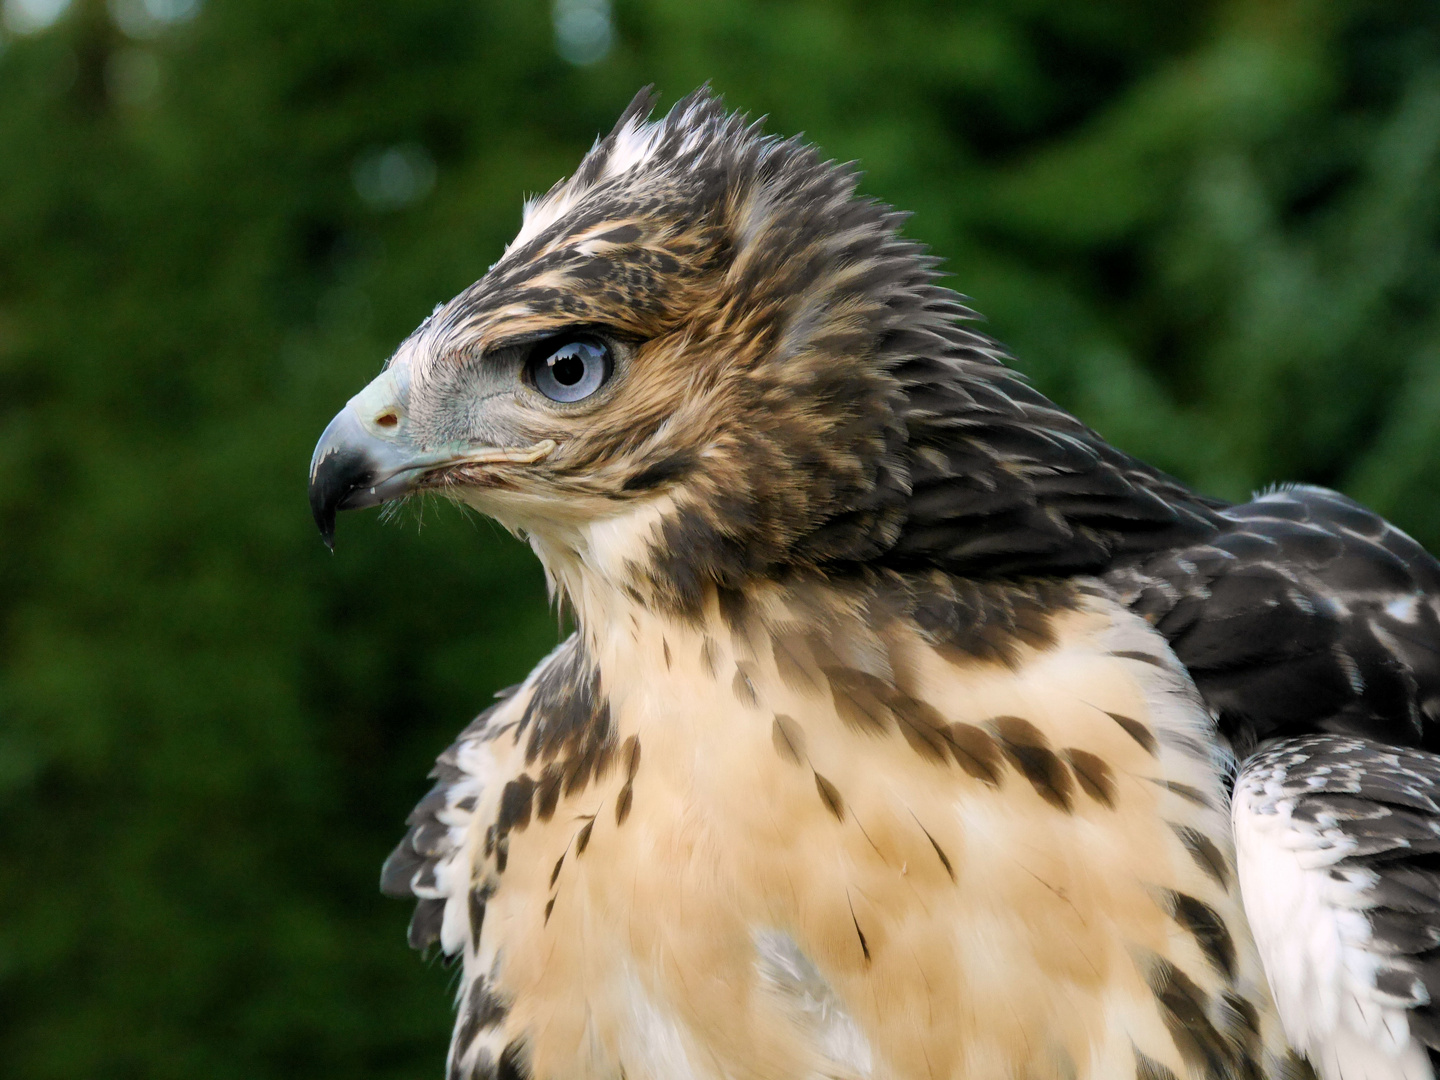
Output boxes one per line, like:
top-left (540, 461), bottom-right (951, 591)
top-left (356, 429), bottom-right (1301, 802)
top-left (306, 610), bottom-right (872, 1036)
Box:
top-left (308, 89), bottom-right (1440, 1080)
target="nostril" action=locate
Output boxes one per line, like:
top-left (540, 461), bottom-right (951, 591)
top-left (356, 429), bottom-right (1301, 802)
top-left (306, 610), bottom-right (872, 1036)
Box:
top-left (375, 412), bottom-right (399, 429)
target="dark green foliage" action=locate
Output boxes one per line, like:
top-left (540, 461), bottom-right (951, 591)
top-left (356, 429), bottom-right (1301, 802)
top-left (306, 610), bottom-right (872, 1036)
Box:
top-left (0, 0), bottom-right (1435, 1076)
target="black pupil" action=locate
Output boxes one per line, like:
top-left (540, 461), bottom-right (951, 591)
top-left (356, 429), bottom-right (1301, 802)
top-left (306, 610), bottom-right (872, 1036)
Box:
top-left (550, 346), bottom-right (586, 385)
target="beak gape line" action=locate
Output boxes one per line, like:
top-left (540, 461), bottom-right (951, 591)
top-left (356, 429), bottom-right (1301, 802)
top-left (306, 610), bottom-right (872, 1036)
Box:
top-left (307, 395), bottom-right (555, 550)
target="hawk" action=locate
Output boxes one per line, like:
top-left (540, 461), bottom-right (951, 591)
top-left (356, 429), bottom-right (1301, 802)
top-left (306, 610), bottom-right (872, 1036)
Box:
top-left (308, 89), bottom-right (1440, 1080)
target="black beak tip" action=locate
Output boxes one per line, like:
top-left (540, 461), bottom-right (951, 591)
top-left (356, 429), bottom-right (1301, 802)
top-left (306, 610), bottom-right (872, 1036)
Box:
top-left (309, 444), bottom-right (365, 552)
top-left (309, 480), bottom-right (339, 551)
top-left (316, 511), bottom-right (336, 551)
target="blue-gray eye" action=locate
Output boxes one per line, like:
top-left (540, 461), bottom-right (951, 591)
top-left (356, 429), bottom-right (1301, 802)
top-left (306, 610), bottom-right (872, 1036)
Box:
top-left (530, 337), bottom-right (612, 402)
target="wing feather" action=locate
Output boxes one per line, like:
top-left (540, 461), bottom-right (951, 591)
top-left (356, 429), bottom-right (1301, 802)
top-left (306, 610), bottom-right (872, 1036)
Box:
top-left (1234, 735), bottom-right (1440, 1080)
top-left (1109, 485), bottom-right (1440, 755)
top-left (379, 683), bottom-right (522, 950)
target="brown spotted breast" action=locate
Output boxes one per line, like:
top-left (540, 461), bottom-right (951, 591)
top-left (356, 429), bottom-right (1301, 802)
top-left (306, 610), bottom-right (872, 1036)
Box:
top-left (396, 577), bottom-right (1299, 1080)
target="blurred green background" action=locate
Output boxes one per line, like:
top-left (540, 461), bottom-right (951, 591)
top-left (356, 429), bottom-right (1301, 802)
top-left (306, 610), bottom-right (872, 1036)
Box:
top-left (1, 0), bottom-right (1438, 1076)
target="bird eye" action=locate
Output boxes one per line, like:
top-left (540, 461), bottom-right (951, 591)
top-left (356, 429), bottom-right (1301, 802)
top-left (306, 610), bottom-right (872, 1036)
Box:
top-left (529, 337), bottom-right (612, 403)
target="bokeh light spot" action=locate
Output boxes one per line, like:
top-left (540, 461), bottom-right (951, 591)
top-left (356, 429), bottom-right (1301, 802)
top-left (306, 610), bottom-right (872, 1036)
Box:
top-left (553, 0), bottom-right (613, 66)
top-left (108, 0), bottom-right (200, 39)
top-left (2, 0), bottom-right (71, 35)
top-left (352, 145), bottom-right (437, 212)
top-left (105, 48), bottom-right (161, 106)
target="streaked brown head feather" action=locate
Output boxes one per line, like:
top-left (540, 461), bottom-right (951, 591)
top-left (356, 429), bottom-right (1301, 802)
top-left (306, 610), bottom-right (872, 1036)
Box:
top-left (394, 87), bottom-right (1224, 616)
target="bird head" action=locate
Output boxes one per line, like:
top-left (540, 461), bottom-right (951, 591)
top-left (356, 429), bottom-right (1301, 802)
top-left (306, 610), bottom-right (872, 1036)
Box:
top-left (310, 87), bottom-right (1219, 618)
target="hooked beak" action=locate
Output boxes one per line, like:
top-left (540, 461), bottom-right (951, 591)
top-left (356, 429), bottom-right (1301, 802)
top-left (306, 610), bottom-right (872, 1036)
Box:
top-left (307, 365), bottom-right (554, 549)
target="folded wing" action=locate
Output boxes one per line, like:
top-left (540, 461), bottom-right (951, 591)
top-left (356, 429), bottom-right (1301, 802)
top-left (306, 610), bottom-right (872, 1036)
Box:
top-left (1111, 484), bottom-right (1440, 1079)
top-left (1109, 484), bottom-right (1440, 756)
top-left (1234, 735), bottom-right (1440, 1080)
